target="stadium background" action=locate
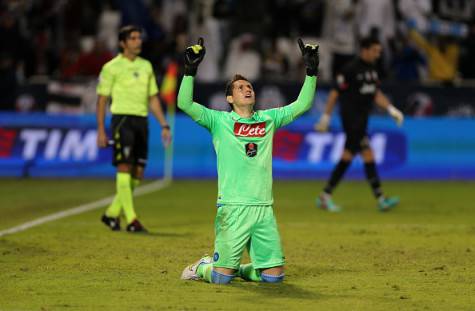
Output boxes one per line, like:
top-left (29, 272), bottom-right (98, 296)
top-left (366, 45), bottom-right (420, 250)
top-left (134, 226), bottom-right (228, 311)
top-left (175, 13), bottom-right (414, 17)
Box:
top-left (1, 0), bottom-right (475, 180)
top-left (1, 1), bottom-right (475, 310)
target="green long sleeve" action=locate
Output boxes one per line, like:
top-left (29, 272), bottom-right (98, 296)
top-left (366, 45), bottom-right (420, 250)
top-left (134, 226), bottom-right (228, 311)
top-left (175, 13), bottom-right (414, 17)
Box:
top-left (287, 75), bottom-right (317, 119)
top-left (177, 75), bottom-right (203, 120)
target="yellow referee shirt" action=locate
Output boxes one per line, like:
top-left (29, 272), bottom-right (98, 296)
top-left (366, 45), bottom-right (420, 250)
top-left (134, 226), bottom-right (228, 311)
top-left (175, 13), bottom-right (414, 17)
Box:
top-left (97, 54), bottom-right (158, 117)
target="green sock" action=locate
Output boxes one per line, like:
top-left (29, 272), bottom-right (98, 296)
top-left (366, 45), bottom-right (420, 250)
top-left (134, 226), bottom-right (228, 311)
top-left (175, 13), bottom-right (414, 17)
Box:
top-left (105, 195), bottom-right (121, 218)
top-left (116, 172), bottom-right (137, 224)
top-left (197, 263), bottom-right (213, 283)
top-left (131, 178), bottom-right (140, 190)
top-left (238, 263), bottom-right (261, 282)
top-left (105, 178), bottom-right (140, 218)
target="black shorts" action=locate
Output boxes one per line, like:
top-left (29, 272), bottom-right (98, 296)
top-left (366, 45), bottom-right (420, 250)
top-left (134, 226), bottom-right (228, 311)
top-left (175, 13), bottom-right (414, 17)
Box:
top-left (111, 115), bottom-right (148, 167)
top-left (342, 116), bottom-right (370, 154)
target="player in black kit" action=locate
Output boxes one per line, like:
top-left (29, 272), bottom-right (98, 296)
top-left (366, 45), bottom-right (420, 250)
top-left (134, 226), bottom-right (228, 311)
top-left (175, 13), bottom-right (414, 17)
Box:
top-left (314, 37), bottom-right (404, 212)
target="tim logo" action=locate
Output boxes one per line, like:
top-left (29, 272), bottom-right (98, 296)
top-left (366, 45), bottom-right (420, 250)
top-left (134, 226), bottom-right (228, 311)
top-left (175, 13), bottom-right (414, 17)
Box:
top-left (234, 122), bottom-right (266, 137)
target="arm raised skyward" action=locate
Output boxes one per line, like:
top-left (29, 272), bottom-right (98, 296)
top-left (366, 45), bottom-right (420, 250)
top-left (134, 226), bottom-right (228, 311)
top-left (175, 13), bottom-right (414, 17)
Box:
top-left (287, 75), bottom-right (317, 118)
top-left (286, 38), bottom-right (319, 118)
top-left (177, 75), bottom-right (202, 120)
top-left (178, 37), bottom-right (207, 121)
top-left (267, 39), bottom-right (319, 128)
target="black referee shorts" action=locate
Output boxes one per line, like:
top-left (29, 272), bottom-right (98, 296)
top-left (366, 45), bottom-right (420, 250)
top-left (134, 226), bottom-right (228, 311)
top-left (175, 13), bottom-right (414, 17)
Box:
top-left (111, 115), bottom-right (148, 167)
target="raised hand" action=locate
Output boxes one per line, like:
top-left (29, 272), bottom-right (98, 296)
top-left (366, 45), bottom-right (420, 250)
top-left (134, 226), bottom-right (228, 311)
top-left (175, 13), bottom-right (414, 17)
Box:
top-left (298, 38), bottom-right (319, 76)
top-left (184, 37), bottom-right (206, 76)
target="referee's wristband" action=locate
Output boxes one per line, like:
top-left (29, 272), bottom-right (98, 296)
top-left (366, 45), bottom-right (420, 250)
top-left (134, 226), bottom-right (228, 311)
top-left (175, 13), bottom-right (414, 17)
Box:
top-left (162, 125), bottom-right (170, 130)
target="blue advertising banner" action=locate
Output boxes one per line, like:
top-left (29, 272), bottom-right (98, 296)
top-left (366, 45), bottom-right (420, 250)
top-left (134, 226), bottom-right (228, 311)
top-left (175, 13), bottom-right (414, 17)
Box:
top-left (0, 113), bottom-right (474, 179)
top-left (271, 117), bottom-right (475, 180)
top-left (0, 113), bottom-right (166, 178)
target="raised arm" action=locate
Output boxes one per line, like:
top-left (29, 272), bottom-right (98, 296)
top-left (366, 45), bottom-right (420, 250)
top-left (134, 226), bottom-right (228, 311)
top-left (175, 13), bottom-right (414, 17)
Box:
top-left (178, 37), bottom-right (206, 120)
top-left (177, 38), bottom-right (217, 130)
top-left (268, 39), bottom-right (319, 128)
top-left (286, 74), bottom-right (318, 119)
top-left (177, 75), bottom-right (203, 120)
top-left (282, 39), bottom-right (319, 119)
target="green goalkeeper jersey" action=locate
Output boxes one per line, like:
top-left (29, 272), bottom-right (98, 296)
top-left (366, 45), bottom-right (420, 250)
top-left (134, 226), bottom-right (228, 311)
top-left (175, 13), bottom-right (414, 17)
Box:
top-left (97, 54), bottom-right (158, 117)
top-left (178, 75), bottom-right (317, 205)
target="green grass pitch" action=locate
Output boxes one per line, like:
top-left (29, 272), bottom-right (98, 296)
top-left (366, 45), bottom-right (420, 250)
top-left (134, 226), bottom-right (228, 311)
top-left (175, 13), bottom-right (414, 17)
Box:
top-left (0, 179), bottom-right (474, 310)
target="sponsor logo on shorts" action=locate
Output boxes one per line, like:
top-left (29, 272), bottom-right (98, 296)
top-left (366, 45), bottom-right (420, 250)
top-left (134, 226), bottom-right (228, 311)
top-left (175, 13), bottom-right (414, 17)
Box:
top-left (123, 146), bottom-right (131, 159)
top-left (234, 122), bottom-right (266, 137)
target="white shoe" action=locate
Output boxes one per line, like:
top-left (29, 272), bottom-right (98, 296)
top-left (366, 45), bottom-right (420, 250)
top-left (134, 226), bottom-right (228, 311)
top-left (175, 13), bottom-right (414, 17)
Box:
top-left (316, 193), bottom-right (342, 212)
top-left (180, 255), bottom-right (213, 280)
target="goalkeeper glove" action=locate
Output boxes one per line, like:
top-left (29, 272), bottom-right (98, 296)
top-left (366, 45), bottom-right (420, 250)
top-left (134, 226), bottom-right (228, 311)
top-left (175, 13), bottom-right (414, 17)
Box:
top-left (298, 38), bottom-right (319, 76)
top-left (184, 37), bottom-right (206, 76)
top-left (314, 113), bottom-right (331, 132)
top-left (387, 104), bottom-right (404, 126)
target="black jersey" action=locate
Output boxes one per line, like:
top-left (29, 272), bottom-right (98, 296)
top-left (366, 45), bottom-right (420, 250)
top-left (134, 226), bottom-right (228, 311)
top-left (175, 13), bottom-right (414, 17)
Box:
top-left (333, 57), bottom-right (380, 118)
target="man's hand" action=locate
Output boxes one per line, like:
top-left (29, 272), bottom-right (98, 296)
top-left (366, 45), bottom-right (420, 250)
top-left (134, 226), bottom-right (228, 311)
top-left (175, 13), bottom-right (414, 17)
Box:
top-left (184, 37), bottom-right (206, 76)
top-left (298, 38), bottom-right (319, 76)
top-left (314, 113), bottom-right (331, 132)
top-left (161, 127), bottom-right (172, 148)
top-left (97, 129), bottom-right (108, 148)
top-left (388, 105), bottom-right (404, 126)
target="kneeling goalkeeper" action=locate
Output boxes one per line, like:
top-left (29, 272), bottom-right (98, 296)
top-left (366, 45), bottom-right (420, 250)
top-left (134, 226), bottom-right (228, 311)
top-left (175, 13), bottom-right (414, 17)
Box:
top-left (179, 38), bottom-right (319, 284)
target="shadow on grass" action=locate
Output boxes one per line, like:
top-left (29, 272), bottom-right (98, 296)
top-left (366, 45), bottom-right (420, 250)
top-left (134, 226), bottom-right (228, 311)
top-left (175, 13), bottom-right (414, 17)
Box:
top-left (230, 280), bottom-right (321, 300)
top-left (125, 231), bottom-right (192, 238)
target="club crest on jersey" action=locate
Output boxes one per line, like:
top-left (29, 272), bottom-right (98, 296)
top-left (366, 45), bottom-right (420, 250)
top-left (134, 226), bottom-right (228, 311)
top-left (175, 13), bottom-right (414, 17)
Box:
top-left (245, 143), bottom-right (258, 157)
top-left (234, 122), bottom-right (266, 137)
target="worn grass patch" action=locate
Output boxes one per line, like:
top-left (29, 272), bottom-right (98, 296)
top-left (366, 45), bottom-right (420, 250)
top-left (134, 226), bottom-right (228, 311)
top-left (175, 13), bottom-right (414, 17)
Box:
top-left (0, 180), bottom-right (474, 310)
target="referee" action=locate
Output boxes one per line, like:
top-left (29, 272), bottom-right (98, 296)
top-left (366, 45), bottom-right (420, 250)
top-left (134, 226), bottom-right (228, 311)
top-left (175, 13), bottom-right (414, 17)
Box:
top-left (315, 36), bottom-right (404, 212)
top-left (96, 25), bottom-right (171, 232)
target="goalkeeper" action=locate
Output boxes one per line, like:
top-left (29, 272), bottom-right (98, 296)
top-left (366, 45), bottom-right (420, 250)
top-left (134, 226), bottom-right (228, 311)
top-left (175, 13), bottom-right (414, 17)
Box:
top-left (178, 38), bottom-right (319, 284)
top-left (314, 36), bottom-right (403, 212)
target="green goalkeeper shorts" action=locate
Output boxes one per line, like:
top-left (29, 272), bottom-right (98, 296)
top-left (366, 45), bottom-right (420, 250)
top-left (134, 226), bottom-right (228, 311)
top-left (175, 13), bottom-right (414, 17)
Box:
top-left (212, 204), bottom-right (285, 270)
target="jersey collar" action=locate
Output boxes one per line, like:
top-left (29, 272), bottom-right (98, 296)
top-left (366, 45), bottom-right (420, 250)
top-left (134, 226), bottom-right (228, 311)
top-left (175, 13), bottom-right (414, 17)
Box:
top-left (230, 110), bottom-right (259, 122)
top-left (119, 53), bottom-right (139, 63)
top-left (358, 57), bottom-right (373, 67)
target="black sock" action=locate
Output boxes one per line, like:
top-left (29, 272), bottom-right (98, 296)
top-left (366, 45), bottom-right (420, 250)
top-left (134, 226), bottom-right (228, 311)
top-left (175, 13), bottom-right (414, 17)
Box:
top-left (324, 160), bottom-right (351, 194)
top-left (364, 161), bottom-right (383, 198)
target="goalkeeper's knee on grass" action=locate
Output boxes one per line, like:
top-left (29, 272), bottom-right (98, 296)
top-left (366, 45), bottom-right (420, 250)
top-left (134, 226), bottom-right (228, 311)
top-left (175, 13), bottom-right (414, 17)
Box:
top-left (261, 272), bottom-right (285, 283)
top-left (211, 270), bottom-right (235, 284)
top-left (239, 264), bottom-right (285, 283)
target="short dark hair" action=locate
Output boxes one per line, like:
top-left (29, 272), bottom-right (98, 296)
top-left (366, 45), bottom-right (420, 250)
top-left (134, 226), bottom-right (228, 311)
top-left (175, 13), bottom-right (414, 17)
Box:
top-left (360, 36), bottom-right (380, 49)
top-left (118, 25), bottom-right (142, 42)
top-left (225, 74), bottom-right (250, 97)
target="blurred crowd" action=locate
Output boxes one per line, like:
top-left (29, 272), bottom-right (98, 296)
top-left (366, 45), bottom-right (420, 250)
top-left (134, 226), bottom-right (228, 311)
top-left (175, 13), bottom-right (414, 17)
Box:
top-left (1, 0), bottom-right (475, 109)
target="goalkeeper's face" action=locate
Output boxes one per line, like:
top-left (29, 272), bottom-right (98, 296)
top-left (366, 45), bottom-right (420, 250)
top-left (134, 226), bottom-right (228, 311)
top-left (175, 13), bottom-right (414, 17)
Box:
top-left (227, 80), bottom-right (255, 107)
top-left (122, 31), bottom-right (143, 55)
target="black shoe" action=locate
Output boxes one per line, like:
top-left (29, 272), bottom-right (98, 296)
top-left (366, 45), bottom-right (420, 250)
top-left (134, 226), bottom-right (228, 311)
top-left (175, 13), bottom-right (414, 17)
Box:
top-left (126, 219), bottom-right (148, 233)
top-left (101, 214), bottom-right (121, 231)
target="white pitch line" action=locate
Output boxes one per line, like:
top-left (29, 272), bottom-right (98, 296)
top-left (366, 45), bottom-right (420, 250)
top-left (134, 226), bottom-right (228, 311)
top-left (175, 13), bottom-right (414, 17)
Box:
top-left (0, 178), bottom-right (171, 238)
